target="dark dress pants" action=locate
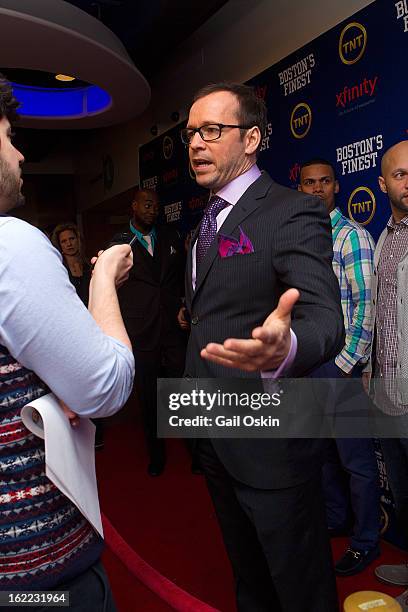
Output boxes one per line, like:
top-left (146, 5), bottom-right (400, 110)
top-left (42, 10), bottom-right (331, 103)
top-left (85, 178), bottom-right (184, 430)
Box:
top-left (323, 437), bottom-right (380, 550)
top-left (197, 439), bottom-right (338, 612)
top-left (133, 340), bottom-right (185, 461)
top-left (312, 359), bottom-right (381, 551)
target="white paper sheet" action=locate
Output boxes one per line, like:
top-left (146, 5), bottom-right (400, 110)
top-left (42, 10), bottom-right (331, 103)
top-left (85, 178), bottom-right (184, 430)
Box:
top-left (21, 393), bottom-right (103, 537)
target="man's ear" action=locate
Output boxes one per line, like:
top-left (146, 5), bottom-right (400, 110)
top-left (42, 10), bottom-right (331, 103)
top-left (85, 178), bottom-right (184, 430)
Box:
top-left (245, 126), bottom-right (261, 155)
top-left (297, 184), bottom-right (302, 192)
top-left (334, 180), bottom-right (340, 195)
top-left (378, 175), bottom-right (387, 194)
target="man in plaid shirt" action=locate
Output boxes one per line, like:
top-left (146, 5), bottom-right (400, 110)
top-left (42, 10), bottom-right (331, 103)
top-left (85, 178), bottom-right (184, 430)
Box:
top-left (368, 141), bottom-right (408, 610)
top-left (299, 159), bottom-right (380, 576)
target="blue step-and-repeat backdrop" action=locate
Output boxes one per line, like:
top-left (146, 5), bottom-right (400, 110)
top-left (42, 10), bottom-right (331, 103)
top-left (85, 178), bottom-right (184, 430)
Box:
top-left (140, 0), bottom-right (408, 545)
top-left (140, 0), bottom-right (408, 242)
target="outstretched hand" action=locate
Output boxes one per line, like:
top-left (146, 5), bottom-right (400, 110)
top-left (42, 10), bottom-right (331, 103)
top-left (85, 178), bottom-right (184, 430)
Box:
top-left (201, 288), bottom-right (299, 372)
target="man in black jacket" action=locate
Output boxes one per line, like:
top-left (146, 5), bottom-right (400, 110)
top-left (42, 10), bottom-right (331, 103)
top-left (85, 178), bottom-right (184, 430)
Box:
top-left (111, 189), bottom-right (186, 475)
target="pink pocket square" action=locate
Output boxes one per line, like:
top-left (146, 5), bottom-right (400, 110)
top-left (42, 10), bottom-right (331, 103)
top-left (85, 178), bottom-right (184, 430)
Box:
top-left (218, 227), bottom-right (254, 258)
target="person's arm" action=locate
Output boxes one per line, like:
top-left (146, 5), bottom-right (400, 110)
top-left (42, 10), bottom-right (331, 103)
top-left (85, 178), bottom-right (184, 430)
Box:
top-left (88, 245), bottom-right (132, 350)
top-left (274, 196), bottom-right (344, 375)
top-left (335, 229), bottom-right (375, 373)
top-left (362, 371), bottom-right (371, 393)
top-left (0, 218), bottom-right (134, 418)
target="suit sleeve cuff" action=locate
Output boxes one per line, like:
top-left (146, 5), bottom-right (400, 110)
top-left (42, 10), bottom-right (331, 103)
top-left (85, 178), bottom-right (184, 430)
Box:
top-left (261, 329), bottom-right (297, 379)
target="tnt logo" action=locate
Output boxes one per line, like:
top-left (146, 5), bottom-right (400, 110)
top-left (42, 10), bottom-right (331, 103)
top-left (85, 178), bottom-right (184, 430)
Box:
top-left (290, 102), bottom-right (312, 139)
top-left (339, 22), bottom-right (367, 65)
top-left (163, 136), bottom-right (174, 160)
top-left (348, 186), bottom-right (376, 225)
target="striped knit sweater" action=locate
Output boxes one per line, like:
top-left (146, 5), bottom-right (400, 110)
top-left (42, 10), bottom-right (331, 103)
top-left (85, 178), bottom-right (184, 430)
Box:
top-left (0, 344), bottom-right (103, 589)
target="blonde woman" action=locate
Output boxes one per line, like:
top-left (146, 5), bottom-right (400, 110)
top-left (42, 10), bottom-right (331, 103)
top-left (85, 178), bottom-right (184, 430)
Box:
top-left (52, 222), bottom-right (91, 305)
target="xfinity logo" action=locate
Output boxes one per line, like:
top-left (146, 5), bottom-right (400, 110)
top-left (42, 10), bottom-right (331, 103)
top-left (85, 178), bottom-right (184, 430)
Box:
top-left (336, 76), bottom-right (378, 109)
top-left (289, 163), bottom-right (301, 183)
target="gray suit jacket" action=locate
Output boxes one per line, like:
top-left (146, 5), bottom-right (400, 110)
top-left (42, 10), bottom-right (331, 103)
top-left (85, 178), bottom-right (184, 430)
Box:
top-left (366, 224), bottom-right (408, 405)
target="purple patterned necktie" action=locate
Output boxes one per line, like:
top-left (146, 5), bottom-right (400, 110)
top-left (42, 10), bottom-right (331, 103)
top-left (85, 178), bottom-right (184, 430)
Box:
top-left (196, 195), bottom-right (230, 269)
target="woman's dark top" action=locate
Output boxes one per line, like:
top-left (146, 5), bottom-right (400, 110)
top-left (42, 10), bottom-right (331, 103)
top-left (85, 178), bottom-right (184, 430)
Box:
top-left (67, 262), bottom-right (91, 306)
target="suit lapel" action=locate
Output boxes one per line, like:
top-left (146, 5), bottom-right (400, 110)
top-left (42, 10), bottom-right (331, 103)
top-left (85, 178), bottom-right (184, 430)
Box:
top-left (155, 229), bottom-right (165, 277)
top-left (185, 241), bottom-right (194, 309)
top-left (157, 229), bottom-right (176, 281)
top-left (192, 172), bottom-right (273, 300)
top-left (185, 223), bottom-right (200, 309)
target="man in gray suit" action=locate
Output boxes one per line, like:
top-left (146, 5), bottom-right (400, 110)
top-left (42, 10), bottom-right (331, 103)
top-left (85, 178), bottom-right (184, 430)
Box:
top-left (364, 140), bottom-right (408, 610)
top-left (181, 83), bottom-right (344, 612)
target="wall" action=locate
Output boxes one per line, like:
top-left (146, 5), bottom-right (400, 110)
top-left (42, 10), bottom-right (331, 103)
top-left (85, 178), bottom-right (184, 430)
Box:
top-left (14, 174), bottom-right (76, 231)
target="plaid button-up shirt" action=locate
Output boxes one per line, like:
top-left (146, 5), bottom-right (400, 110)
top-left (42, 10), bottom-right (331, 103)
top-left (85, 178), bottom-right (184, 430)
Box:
top-left (375, 215), bottom-right (408, 413)
top-left (330, 208), bottom-right (375, 373)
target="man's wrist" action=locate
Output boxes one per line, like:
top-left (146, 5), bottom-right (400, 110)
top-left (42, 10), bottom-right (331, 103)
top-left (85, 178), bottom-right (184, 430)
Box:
top-left (261, 329), bottom-right (297, 379)
top-left (335, 352), bottom-right (359, 374)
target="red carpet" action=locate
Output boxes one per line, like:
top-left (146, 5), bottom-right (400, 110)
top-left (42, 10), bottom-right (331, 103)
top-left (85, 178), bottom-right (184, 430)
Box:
top-left (96, 410), bottom-right (407, 611)
top-left (102, 514), bottom-right (220, 611)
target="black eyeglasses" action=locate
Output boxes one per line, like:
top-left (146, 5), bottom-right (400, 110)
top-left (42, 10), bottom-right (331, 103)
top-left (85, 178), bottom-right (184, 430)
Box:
top-left (180, 123), bottom-right (253, 145)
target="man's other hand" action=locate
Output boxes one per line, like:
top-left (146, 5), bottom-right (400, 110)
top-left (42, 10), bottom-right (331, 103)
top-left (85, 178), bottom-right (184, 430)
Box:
top-left (178, 306), bottom-right (190, 331)
top-left (362, 372), bottom-right (371, 394)
top-left (201, 288), bottom-right (299, 372)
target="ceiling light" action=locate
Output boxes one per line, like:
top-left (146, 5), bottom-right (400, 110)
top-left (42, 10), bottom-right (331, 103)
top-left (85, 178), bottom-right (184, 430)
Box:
top-left (55, 74), bottom-right (75, 82)
top-left (0, 0), bottom-right (150, 128)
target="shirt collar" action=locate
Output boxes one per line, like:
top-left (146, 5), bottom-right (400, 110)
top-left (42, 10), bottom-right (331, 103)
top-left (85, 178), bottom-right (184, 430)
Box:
top-left (213, 164), bottom-right (261, 206)
top-left (387, 214), bottom-right (408, 230)
top-left (329, 207), bottom-right (342, 227)
top-left (130, 221), bottom-right (157, 240)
